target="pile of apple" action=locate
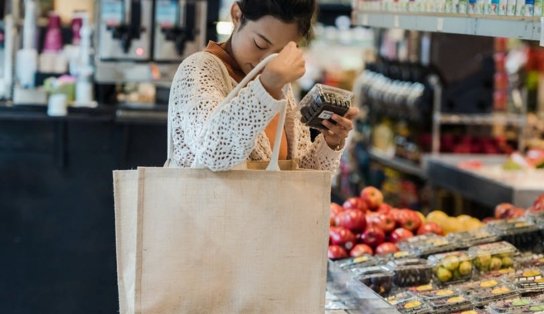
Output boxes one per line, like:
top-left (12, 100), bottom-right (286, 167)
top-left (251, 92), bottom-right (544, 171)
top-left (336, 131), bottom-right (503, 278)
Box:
top-left (328, 187), bottom-right (444, 260)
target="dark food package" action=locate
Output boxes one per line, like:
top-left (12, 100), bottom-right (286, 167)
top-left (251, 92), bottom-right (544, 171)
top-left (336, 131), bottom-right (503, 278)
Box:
top-left (385, 258), bottom-right (432, 287)
top-left (459, 279), bottom-right (519, 307)
top-left (299, 84), bottom-right (353, 130)
top-left (354, 266), bottom-right (393, 297)
top-left (395, 297), bottom-right (433, 314)
top-left (486, 219), bottom-right (543, 252)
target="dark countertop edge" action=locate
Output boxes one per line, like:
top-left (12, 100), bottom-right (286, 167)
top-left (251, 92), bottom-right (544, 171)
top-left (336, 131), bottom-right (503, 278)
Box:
top-left (0, 103), bottom-right (167, 124)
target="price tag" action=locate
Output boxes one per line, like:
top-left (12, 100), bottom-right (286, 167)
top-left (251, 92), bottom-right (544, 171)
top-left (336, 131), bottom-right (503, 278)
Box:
top-left (394, 15), bottom-right (400, 28)
top-left (362, 14), bottom-right (369, 25)
top-left (437, 17), bottom-right (444, 32)
top-left (540, 17), bottom-right (544, 47)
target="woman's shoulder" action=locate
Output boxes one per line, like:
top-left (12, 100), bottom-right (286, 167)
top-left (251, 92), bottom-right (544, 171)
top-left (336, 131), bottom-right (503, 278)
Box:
top-left (180, 51), bottom-right (225, 70)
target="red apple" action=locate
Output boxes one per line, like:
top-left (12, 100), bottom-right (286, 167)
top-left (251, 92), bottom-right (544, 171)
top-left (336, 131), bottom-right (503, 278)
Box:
top-left (390, 208), bottom-right (402, 223)
top-left (360, 186), bottom-right (384, 210)
top-left (328, 245), bottom-right (348, 260)
top-left (350, 244), bottom-right (373, 257)
top-left (343, 197), bottom-right (368, 212)
top-left (495, 203), bottom-right (515, 219)
top-left (389, 228), bottom-right (414, 243)
top-left (529, 194), bottom-right (544, 213)
top-left (361, 227), bottom-right (385, 248)
top-left (335, 210), bottom-right (366, 232)
top-left (375, 242), bottom-right (399, 255)
top-left (377, 203), bottom-right (392, 214)
top-left (330, 203), bottom-right (344, 226)
top-left (417, 222), bottom-right (444, 236)
top-left (379, 212), bottom-right (396, 232)
top-left (329, 227), bottom-right (356, 251)
top-left (509, 207), bottom-right (525, 218)
top-left (365, 212), bottom-right (385, 230)
top-left (397, 209), bottom-right (422, 231)
top-left (482, 217), bottom-right (496, 223)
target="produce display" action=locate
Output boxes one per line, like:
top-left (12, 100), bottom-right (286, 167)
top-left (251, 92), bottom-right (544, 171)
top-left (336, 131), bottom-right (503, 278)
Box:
top-left (468, 241), bottom-right (518, 274)
top-left (329, 186), bottom-right (450, 259)
top-left (329, 192), bottom-right (544, 313)
top-left (428, 251), bottom-right (474, 285)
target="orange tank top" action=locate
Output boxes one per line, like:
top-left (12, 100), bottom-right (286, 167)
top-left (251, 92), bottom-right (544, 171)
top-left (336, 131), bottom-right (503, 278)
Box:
top-left (203, 41), bottom-right (288, 160)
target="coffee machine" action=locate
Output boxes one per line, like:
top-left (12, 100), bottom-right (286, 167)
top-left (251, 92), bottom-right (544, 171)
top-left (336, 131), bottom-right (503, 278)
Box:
top-left (95, 0), bottom-right (207, 83)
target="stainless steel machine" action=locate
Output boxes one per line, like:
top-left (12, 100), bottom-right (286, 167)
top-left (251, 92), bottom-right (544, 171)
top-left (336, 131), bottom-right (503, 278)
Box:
top-left (95, 0), bottom-right (207, 83)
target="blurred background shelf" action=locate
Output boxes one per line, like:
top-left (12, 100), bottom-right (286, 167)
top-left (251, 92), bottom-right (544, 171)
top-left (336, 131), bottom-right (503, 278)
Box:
top-left (353, 11), bottom-right (542, 41)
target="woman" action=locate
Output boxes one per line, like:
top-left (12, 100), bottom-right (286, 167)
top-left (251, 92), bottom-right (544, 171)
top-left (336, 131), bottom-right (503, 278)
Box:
top-left (167, 0), bottom-right (358, 171)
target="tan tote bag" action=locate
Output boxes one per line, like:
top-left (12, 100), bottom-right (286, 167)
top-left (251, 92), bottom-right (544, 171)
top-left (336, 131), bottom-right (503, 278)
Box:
top-left (113, 54), bottom-right (332, 314)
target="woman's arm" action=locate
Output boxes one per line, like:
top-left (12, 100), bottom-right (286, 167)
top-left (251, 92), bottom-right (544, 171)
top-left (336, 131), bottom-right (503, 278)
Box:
top-left (169, 53), bottom-right (286, 170)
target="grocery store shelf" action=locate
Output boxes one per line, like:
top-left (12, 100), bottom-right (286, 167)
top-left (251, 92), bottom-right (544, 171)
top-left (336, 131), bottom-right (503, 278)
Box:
top-left (368, 149), bottom-right (427, 179)
top-left (424, 154), bottom-right (544, 208)
top-left (353, 11), bottom-right (542, 41)
top-left (436, 113), bottom-right (525, 126)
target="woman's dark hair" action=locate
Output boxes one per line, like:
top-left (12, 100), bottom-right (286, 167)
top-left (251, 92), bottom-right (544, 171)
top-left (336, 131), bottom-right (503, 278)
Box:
top-left (237, 0), bottom-right (317, 40)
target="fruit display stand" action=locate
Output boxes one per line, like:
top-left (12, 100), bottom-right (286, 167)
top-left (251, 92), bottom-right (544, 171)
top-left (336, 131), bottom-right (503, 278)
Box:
top-left (424, 154), bottom-right (544, 208)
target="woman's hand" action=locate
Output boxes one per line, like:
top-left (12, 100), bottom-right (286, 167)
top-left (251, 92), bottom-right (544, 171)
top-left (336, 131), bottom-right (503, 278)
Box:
top-left (321, 106), bottom-right (359, 150)
top-left (260, 42), bottom-right (305, 99)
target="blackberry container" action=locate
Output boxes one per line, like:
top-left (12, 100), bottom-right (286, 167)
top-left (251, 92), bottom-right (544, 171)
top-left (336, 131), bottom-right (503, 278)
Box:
top-left (353, 266), bottom-right (394, 296)
top-left (385, 258), bottom-right (432, 287)
top-left (486, 219), bottom-right (543, 253)
top-left (298, 84), bottom-right (353, 130)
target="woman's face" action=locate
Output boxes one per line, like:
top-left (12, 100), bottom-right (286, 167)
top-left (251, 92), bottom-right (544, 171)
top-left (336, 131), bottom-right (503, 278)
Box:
top-left (229, 4), bottom-right (303, 75)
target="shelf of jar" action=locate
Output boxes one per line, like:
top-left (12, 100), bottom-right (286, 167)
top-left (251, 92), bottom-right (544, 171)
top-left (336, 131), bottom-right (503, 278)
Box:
top-left (352, 11), bottom-right (542, 41)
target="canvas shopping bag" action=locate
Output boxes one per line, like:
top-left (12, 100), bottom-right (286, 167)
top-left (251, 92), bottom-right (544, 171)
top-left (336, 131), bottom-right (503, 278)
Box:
top-left (114, 166), bottom-right (331, 314)
top-left (113, 53), bottom-right (333, 313)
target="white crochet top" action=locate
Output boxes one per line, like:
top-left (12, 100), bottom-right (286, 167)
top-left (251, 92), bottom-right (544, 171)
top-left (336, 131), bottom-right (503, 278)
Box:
top-left (167, 51), bottom-right (343, 171)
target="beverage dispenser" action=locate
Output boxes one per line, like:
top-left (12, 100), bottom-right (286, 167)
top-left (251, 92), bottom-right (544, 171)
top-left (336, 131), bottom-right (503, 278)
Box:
top-left (95, 0), bottom-right (207, 83)
top-left (97, 0), bottom-right (153, 61)
top-left (153, 0), bottom-right (206, 62)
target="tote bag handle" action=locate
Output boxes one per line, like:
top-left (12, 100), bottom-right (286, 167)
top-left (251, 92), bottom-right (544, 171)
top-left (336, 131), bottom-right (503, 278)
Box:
top-left (166, 53), bottom-right (285, 171)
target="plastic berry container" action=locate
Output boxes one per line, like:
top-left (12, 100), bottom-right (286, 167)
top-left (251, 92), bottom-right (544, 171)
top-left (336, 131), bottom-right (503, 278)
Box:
top-left (460, 279), bottom-right (519, 307)
top-left (399, 234), bottom-right (458, 258)
top-left (354, 266), bottom-right (394, 297)
top-left (395, 297), bottom-right (433, 314)
top-left (428, 251), bottom-right (474, 285)
top-left (486, 297), bottom-right (544, 314)
top-left (446, 228), bottom-right (499, 249)
top-left (515, 253), bottom-right (544, 268)
top-left (298, 84), bottom-right (353, 130)
top-left (486, 220), bottom-right (543, 252)
top-left (386, 291), bottom-right (415, 306)
top-left (427, 294), bottom-right (473, 314)
top-left (336, 254), bottom-right (377, 271)
top-left (468, 241), bottom-right (519, 274)
top-left (511, 268), bottom-right (544, 294)
top-left (385, 258), bottom-right (432, 287)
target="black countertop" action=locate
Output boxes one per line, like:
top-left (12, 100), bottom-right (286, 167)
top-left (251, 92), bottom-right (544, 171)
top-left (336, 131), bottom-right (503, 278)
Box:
top-left (0, 103), bottom-right (168, 124)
